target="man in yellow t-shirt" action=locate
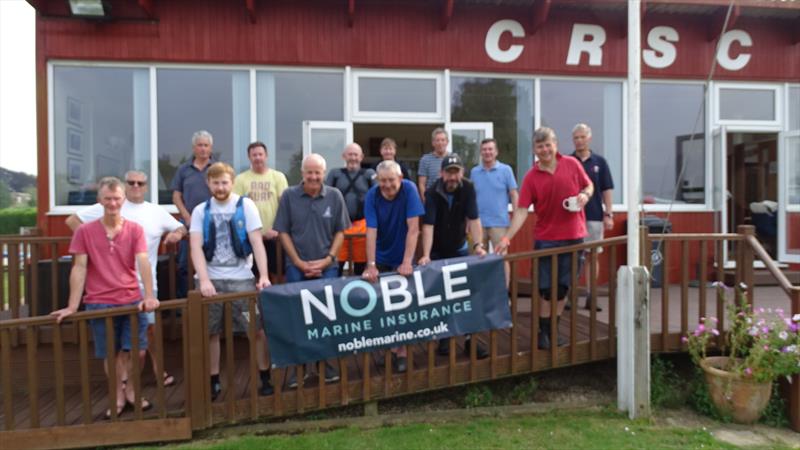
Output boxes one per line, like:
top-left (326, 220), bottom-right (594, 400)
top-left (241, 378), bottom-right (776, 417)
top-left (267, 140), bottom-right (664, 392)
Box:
top-left (233, 141), bottom-right (289, 278)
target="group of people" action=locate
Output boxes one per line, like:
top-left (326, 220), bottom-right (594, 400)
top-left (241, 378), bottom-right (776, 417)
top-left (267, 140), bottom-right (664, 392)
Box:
top-left (50, 123), bottom-right (614, 415)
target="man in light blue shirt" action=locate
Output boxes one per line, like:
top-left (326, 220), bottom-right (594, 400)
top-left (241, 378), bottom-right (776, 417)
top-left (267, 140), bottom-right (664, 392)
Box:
top-left (470, 138), bottom-right (519, 252)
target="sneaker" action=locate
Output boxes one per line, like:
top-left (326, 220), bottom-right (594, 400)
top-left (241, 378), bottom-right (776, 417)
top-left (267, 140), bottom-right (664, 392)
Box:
top-left (564, 301), bottom-right (572, 311)
top-left (393, 355), bottom-right (407, 373)
top-left (259, 382), bottom-right (274, 396)
top-left (324, 364), bottom-right (340, 383)
top-left (436, 339), bottom-right (450, 356)
top-left (464, 338), bottom-right (489, 359)
top-left (583, 297), bottom-right (603, 312)
top-left (287, 370), bottom-right (310, 389)
top-left (210, 380), bottom-right (222, 401)
top-left (537, 329), bottom-right (551, 350)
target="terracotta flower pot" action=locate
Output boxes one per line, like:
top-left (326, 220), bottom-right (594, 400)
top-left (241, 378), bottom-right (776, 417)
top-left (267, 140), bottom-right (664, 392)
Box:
top-left (699, 356), bottom-right (772, 424)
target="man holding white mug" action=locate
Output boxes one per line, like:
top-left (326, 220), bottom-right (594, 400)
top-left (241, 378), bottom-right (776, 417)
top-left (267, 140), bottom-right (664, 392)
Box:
top-left (495, 127), bottom-right (593, 350)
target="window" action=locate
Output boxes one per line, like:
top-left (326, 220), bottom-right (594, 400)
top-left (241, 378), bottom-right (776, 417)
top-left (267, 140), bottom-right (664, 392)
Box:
top-left (790, 86), bottom-right (799, 131)
top-left (352, 71), bottom-right (442, 120)
top-left (156, 69), bottom-right (250, 204)
top-left (642, 83), bottom-right (706, 205)
top-left (450, 76), bottom-right (534, 182)
top-left (52, 66), bottom-right (150, 206)
top-left (256, 71), bottom-right (344, 184)
top-left (540, 80), bottom-right (623, 203)
top-left (719, 88), bottom-right (775, 121)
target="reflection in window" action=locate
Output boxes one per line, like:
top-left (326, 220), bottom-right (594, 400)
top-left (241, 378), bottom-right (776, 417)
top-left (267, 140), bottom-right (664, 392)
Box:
top-left (541, 80), bottom-right (623, 203)
top-left (719, 88), bottom-right (775, 121)
top-left (157, 69), bottom-right (250, 204)
top-left (450, 77), bottom-right (534, 183)
top-left (257, 72), bottom-right (344, 184)
top-left (788, 136), bottom-right (800, 205)
top-left (790, 87), bottom-right (800, 131)
top-left (359, 77), bottom-right (436, 113)
top-left (53, 66), bottom-right (150, 205)
top-left (642, 83), bottom-right (705, 205)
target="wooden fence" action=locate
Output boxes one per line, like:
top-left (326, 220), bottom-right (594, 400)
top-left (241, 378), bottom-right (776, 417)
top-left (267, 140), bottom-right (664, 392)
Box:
top-left (0, 226), bottom-right (797, 448)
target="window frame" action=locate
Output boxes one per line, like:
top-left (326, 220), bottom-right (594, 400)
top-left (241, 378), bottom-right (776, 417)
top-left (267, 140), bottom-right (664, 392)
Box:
top-left (350, 69), bottom-right (445, 123)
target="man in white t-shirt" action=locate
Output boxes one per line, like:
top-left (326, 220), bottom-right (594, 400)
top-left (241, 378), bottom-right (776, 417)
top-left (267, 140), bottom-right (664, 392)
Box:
top-left (66, 170), bottom-right (186, 388)
top-left (189, 162), bottom-right (272, 400)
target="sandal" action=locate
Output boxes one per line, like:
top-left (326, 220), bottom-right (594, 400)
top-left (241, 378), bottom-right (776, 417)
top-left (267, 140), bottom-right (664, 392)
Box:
top-left (105, 402), bottom-right (127, 419)
top-left (163, 372), bottom-right (175, 387)
top-left (126, 397), bottom-right (153, 412)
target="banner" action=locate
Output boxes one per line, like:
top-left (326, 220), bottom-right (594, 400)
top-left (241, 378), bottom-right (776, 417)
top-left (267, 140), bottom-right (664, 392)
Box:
top-left (260, 255), bottom-right (511, 368)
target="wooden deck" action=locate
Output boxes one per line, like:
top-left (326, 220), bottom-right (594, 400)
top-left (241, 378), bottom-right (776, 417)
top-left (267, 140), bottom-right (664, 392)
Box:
top-left (0, 302), bottom-right (609, 430)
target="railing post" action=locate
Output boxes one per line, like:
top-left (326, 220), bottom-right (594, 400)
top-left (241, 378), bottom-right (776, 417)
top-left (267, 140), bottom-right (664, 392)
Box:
top-left (737, 225), bottom-right (755, 306)
top-left (790, 289), bottom-right (800, 432)
top-left (186, 290), bottom-right (209, 430)
top-left (639, 225), bottom-right (648, 270)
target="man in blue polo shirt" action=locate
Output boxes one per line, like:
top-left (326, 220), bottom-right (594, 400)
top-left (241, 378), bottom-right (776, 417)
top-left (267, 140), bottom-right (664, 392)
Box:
top-left (571, 123), bottom-right (614, 311)
top-left (470, 138), bottom-right (518, 286)
top-left (362, 160), bottom-right (425, 372)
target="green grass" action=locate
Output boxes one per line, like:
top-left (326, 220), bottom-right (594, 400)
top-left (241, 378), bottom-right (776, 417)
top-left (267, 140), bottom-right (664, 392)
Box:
top-left (145, 409), bottom-right (759, 450)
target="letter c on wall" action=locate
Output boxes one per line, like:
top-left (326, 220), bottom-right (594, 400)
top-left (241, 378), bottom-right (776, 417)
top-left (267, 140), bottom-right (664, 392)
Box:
top-left (716, 30), bottom-right (752, 71)
top-left (485, 19), bottom-right (525, 63)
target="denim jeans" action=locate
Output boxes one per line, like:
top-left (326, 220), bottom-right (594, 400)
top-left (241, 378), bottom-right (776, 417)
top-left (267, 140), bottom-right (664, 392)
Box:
top-left (285, 261), bottom-right (339, 283)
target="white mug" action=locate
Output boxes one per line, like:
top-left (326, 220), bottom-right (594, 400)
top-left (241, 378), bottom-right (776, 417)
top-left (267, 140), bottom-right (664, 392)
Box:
top-left (562, 196), bottom-right (581, 212)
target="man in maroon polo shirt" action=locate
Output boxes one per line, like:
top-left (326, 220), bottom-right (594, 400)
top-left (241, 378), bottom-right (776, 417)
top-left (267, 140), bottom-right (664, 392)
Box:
top-left (495, 127), bottom-right (593, 350)
top-left (51, 176), bottom-right (160, 418)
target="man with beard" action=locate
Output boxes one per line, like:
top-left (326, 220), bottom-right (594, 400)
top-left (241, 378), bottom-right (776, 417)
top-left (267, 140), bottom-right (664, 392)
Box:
top-left (274, 153), bottom-right (350, 387)
top-left (66, 170), bottom-right (186, 389)
top-left (189, 162), bottom-right (273, 399)
top-left (362, 160), bottom-right (425, 372)
top-left (417, 154), bottom-right (488, 359)
top-left (495, 127), bottom-right (593, 350)
top-left (52, 177), bottom-right (159, 419)
top-left (171, 130), bottom-right (215, 298)
top-left (325, 143), bottom-right (375, 275)
top-left (417, 128), bottom-right (449, 201)
top-left (233, 141), bottom-right (289, 279)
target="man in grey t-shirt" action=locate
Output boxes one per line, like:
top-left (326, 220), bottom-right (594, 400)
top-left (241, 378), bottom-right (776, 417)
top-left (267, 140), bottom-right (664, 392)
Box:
top-left (417, 127), bottom-right (449, 201)
top-left (273, 153), bottom-right (350, 388)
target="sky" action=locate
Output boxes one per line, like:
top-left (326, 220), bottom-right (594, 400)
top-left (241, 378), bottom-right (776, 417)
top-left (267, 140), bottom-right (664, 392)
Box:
top-left (0, 0), bottom-right (36, 176)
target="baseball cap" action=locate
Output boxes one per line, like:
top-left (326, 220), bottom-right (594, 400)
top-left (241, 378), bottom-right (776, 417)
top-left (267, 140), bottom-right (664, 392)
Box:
top-left (441, 153), bottom-right (463, 171)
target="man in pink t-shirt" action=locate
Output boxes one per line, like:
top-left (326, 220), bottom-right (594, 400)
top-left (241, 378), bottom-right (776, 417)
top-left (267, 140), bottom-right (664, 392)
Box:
top-left (495, 127), bottom-right (593, 350)
top-left (51, 177), bottom-right (159, 418)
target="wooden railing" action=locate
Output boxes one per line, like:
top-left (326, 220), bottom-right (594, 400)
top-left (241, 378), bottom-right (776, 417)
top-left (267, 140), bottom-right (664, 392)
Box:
top-left (1, 228), bottom-right (798, 448)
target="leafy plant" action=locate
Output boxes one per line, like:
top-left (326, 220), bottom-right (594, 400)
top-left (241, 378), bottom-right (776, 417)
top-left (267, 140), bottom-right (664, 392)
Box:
top-left (506, 377), bottom-right (538, 405)
top-left (687, 367), bottom-right (732, 422)
top-left (650, 356), bottom-right (683, 409)
top-left (684, 283), bottom-right (800, 382)
top-left (759, 382), bottom-right (789, 428)
top-left (464, 385), bottom-right (494, 408)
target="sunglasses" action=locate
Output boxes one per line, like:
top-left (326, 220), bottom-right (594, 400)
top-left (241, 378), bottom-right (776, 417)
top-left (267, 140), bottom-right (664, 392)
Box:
top-left (126, 180), bottom-right (147, 186)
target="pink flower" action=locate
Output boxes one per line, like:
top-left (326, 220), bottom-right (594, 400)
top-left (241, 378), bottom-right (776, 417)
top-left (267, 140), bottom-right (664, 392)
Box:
top-left (681, 336), bottom-right (689, 343)
top-left (763, 345), bottom-right (770, 351)
top-left (793, 314), bottom-right (800, 322)
top-left (711, 329), bottom-right (720, 336)
top-left (744, 367), bottom-right (753, 376)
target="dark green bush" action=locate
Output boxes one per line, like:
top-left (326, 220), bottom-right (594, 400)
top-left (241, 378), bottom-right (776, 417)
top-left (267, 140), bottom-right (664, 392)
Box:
top-left (0, 208), bottom-right (37, 235)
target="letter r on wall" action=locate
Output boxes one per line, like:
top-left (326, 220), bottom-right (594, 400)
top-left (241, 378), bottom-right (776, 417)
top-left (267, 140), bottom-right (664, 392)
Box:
top-left (566, 24), bottom-right (606, 67)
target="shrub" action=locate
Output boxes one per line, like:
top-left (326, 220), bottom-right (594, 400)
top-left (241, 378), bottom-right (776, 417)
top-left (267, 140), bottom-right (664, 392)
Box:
top-left (650, 356), bottom-right (684, 409)
top-left (0, 207), bottom-right (36, 235)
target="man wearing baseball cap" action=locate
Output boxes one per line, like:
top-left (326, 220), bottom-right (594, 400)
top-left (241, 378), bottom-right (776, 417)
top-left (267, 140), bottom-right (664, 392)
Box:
top-left (418, 153), bottom-right (488, 359)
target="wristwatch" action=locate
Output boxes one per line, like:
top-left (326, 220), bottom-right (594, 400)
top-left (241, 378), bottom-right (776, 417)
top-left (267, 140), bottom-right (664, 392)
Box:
top-left (328, 254), bottom-right (336, 262)
top-left (604, 212), bottom-right (613, 218)
top-left (473, 242), bottom-right (484, 250)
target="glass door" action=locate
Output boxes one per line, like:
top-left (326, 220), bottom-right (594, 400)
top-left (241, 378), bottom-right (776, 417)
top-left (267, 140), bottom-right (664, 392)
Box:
top-left (446, 122), bottom-right (494, 168)
top-left (778, 131), bottom-right (800, 262)
top-left (302, 121), bottom-right (353, 170)
top-left (712, 127), bottom-right (730, 264)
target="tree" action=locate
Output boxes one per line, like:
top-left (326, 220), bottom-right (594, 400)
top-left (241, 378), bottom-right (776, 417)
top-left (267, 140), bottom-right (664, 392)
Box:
top-left (0, 180), bottom-right (12, 209)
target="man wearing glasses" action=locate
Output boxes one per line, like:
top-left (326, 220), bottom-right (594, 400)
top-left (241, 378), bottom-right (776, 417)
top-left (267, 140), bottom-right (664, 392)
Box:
top-left (66, 170), bottom-right (186, 387)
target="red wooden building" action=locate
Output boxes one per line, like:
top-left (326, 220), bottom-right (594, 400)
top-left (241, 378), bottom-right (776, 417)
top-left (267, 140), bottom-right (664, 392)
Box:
top-left (27, 0), bottom-right (800, 269)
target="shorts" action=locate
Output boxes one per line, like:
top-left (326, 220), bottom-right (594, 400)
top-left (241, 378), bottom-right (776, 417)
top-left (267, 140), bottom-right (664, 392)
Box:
top-left (535, 239), bottom-right (585, 300)
top-left (585, 221), bottom-right (604, 253)
top-left (207, 279), bottom-right (259, 335)
top-left (482, 227), bottom-right (508, 252)
top-left (86, 302), bottom-right (149, 359)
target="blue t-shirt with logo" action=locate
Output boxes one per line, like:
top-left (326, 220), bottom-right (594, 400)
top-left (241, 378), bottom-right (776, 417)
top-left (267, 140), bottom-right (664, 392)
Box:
top-left (364, 179), bottom-right (425, 268)
top-left (571, 151), bottom-right (614, 221)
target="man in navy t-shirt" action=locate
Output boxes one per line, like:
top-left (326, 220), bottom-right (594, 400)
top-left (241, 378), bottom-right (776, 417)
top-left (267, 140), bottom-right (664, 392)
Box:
top-left (362, 160), bottom-right (425, 372)
top-left (571, 123), bottom-right (614, 311)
